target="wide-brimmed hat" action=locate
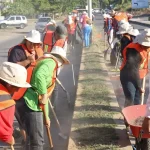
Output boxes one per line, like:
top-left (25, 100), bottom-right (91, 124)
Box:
top-left (116, 23), bottom-right (133, 34)
top-left (103, 14), bottom-right (108, 18)
top-left (109, 10), bottom-right (116, 16)
top-left (25, 30), bottom-right (42, 43)
top-left (0, 62), bottom-right (31, 88)
top-left (127, 29), bottom-right (140, 36)
top-left (133, 29), bottom-right (150, 47)
top-left (83, 11), bottom-right (87, 15)
top-left (50, 47), bottom-right (70, 64)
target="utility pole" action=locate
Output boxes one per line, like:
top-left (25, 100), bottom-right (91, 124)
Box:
top-left (88, 0), bottom-right (92, 20)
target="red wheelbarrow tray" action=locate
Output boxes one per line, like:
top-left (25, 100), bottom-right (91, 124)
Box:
top-left (122, 104), bottom-right (150, 138)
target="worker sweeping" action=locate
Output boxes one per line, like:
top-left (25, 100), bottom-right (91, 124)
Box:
top-left (116, 22), bottom-right (134, 57)
top-left (44, 25), bottom-right (68, 107)
top-left (120, 29), bottom-right (150, 108)
top-left (8, 29), bottom-right (43, 141)
top-left (110, 9), bottom-right (132, 36)
top-left (43, 24), bottom-right (67, 53)
top-left (43, 20), bottom-right (56, 33)
top-left (0, 62), bottom-right (30, 148)
top-left (14, 42), bottom-right (69, 150)
top-left (8, 29), bottom-right (43, 144)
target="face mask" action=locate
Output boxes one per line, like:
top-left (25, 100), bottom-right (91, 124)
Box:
top-left (56, 57), bottom-right (63, 67)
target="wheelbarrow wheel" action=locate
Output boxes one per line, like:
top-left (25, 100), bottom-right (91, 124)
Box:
top-left (141, 138), bottom-right (150, 150)
top-left (135, 138), bottom-right (150, 150)
top-left (135, 138), bottom-right (142, 150)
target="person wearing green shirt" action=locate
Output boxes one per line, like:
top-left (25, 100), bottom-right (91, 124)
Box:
top-left (16, 36), bottom-right (69, 150)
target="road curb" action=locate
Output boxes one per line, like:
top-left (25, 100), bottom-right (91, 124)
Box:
top-left (103, 63), bottom-right (133, 150)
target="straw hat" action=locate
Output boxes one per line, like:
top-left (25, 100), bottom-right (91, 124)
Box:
top-left (25, 30), bottom-right (42, 43)
top-left (127, 29), bottom-right (140, 37)
top-left (50, 47), bottom-right (70, 64)
top-left (133, 29), bottom-right (150, 47)
top-left (0, 62), bottom-right (31, 88)
top-left (116, 23), bottom-right (133, 34)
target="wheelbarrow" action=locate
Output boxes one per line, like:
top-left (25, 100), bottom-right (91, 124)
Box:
top-left (122, 105), bottom-right (150, 150)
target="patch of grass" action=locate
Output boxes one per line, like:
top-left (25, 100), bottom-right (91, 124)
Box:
top-left (71, 27), bottom-right (119, 149)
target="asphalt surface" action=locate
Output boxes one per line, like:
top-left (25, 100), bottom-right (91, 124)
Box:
top-left (0, 21), bottom-right (83, 150)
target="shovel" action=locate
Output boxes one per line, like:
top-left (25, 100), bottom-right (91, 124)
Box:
top-left (56, 78), bottom-right (71, 107)
top-left (48, 100), bottom-right (67, 140)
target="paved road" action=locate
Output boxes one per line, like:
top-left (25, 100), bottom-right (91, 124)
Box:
top-left (0, 21), bottom-right (83, 150)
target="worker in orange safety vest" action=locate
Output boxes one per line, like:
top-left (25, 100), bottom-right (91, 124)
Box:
top-left (120, 29), bottom-right (150, 108)
top-left (110, 9), bottom-right (132, 35)
top-left (43, 24), bottom-right (68, 53)
top-left (8, 30), bottom-right (43, 144)
top-left (0, 62), bottom-right (30, 148)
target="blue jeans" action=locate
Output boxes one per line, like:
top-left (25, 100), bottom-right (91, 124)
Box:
top-left (15, 98), bottom-right (44, 150)
top-left (83, 26), bottom-right (92, 47)
top-left (120, 71), bottom-right (141, 107)
top-left (24, 111), bottom-right (44, 150)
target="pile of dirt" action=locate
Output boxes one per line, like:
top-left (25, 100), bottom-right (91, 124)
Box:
top-left (130, 116), bottom-right (145, 127)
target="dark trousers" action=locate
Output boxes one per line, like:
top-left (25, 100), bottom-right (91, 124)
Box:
top-left (68, 33), bottom-right (75, 47)
top-left (120, 71), bottom-right (141, 107)
top-left (15, 98), bottom-right (44, 150)
top-left (25, 112), bottom-right (44, 150)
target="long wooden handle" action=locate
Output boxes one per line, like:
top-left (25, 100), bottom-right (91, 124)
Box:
top-left (48, 101), bottom-right (61, 130)
top-left (141, 76), bottom-right (146, 105)
top-left (43, 107), bottom-right (53, 149)
top-left (46, 126), bottom-right (53, 149)
top-left (10, 145), bottom-right (14, 150)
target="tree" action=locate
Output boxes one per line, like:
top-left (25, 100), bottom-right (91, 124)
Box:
top-left (2, 0), bottom-right (35, 17)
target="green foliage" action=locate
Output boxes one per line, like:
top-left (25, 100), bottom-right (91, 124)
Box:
top-left (2, 0), bottom-right (100, 17)
top-left (2, 0), bottom-right (35, 16)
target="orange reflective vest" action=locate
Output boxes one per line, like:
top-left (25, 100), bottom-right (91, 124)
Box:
top-left (67, 22), bottom-right (76, 34)
top-left (8, 44), bottom-right (43, 59)
top-left (43, 31), bottom-right (67, 53)
top-left (114, 12), bottom-right (128, 22)
top-left (12, 56), bottom-right (58, 100)
top-left (120, 43), bottom-right (149, 79)
top-left (0, 84), bottom-right (15, 111)
top-left (43, 31), bottom-right (55, 52)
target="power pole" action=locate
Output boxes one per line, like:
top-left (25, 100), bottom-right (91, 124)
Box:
top-left (88, 0), bottom-right (92, 20)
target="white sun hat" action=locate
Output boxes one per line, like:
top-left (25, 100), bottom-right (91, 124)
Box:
top-left (133, 29), bottom-right (150, 47)
top-left (83, 11), bottom-right (87, 15)
top-left (25, 30), bottom-right (42, 43)
top-left (50, 47), bottom-right (70, 64)
top-left (106, 14), bottom-right (112, 18)
top-left (116, 23), bottom-right (133, 35)
top-left (0, 62), bottom-right (31, 88)
top-left (127, 29), bottom-right (140, 36)
top-left (103, 14), bottom-right (107, 18)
